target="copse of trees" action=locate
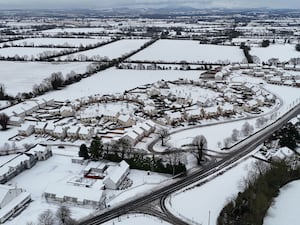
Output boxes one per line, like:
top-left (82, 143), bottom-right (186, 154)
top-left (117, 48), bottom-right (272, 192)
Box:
top-left (78, 137), bottom-right (186, 175)
top-left (268, 122), bottom-right (300, 150)
top-left (217, 160), bottom-right (300, 225)
top-left (0, 113), bottom-right (9, 130)
top-left (27, 205), bottom-right (77, 225)
top-left (296, 43), bottom-right (300, 52)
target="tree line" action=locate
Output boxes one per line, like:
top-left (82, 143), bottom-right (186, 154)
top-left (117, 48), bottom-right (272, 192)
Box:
top-left (79, 136), bottom-right (186, 175)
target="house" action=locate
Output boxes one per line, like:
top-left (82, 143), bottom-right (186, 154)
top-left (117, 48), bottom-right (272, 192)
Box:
top-left (8, 116), bottom-right (23, 127)
top-left (60, 106), bottom-right (74, 118)
top-left (0, 154), bottom-right (32, 184)
top-left (131, 126), bottom-right (145, 140)
top-left (18, 124), bottom-right (34, 136)
top-left (243, 99), bottom-right (258, 112)
top-left (103, 160), bottom-right (130, 190)
top-left (78, 127), bottom-right (94, 140)
top-left (67, 126), bottom-right (80, 139)
top-left (204, 107), bottom-right (219, 118)
top-left (0, 185), bottom-right (31, 224)
top-left (121, 131), bottom-right (139, 146)
top-left (53, 126), bottom-right (67, 139)
top-left (139, 122), bottom-right (152, 136)
top-left (45, 123), bottom-right (55, 136)
top-left (26, 145), bottom-right (52, 161)
top-left (34, 122), bottom-right (47, 134)
top-left (145, 120), bottom-right (156, 132)
top-left (117, 114), bottom-right (135, 127)
top-left (268, 77), bottom-right (282, 85)
top-left (165, 111), bottom-right (183, 125)
top-left (44, 183), bottom-right (104, 208)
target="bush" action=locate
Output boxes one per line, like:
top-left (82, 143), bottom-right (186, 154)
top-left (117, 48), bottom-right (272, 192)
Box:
top-left (261, 40), bottom-right (270, 47)
top-left (296, 44), bottom-right (300, 52)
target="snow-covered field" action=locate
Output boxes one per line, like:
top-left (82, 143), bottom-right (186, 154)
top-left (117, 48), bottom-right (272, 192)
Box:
top-left (166, 119), bottom-right (252, 151)
top-left (103, 214), bottom-right (171, 225)
top-left (6, 155), bottom-right (93, 225)
top-left (167, 157), bottom-right (259, 225)
top-left (0, 61), bottom-right (91, 95)
top-left (0, 47), bottom-right (71, 58)
top-left (41, 27), bottom-right (106, 34)
top-left (40, 68), bottom-right (200, 101)
top-left (263, 180), bottom-right (300, 225)
top-left (61, 39), bottom-right (149, 60)
top-left (130, 40), bottom-right (246, 63)
top-left (2, 37), bottom-right (110, 47)
top-left (3, 153), bottom-right (171, 224)
top-left (251, 44), bottom-right (299, 63)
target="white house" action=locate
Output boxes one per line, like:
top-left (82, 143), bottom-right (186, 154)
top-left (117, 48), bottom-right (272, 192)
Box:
top-left (8, 116), bottom-right (23, 127)
top-left (26, 145), bottom-right (52, 161)
top-left (243, 99), bottom-right (259, 112)
top-left (67, 126), bottom-right (80, 139)
top-left (268, 147), bottom-right (295, 161)
top-left (0, 154), bottom-right (32, 184)
top-left (139, 122), bottom-right (152, 136)
top-left (131, 126), bottom-right (145, 140)
top-left (34, 122), bottom-right (47, 134)
top-left (117, 114), bottom-right (135, 127)
top-left (0, 185), bottom-right (31, 224)
top-left (121, 131), bottom-right (139, 146)
top-left (103, 160), bottom-right (130, 190)
top-left (18, 124), bottom-right (34, 136)
top-left (53, 126), bottom-right (67, 139)
top-left (45, 123), bottom-right (55, 136)
top-left (78, 127), bottom-right (94, 140)
top-left (60, 106), bottom-right (74, 118)
top-left (44, 183), bottom-right (104, 208)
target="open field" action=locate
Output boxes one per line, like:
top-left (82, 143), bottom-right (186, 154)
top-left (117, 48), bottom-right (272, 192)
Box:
top-left (0, 47), bottom-right (72, 59)
top-left (130, 40), bottom-right (246, 63)
top-left (1, 37), bottom-right (111, 47)
top-left (61, 39), bottom-right (150, 60)
top-left (0, 61), bottom-right (91, 95)
top-left (251, 44), bottom-right (299, 63)
top-left (41, 68), bottom-right (201, 101)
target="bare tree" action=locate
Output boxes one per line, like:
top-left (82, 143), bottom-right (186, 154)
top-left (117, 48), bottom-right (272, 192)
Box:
top-left (231, 129), bottom-right (240, 142)
top-left (241, 121), bottom-right (254, 137)
top-left (50, 72), bottom-right (64, 90)
top-left (56, 205), bottom-right (76, 225)
top-left (223, 137), bottom-right (232, 149)
top-left (0, 113), bottom-right (9, 130)
top-left (158, 128), bottom-right (170, 146)
top-left (165, 148), bottom-right (181, 175)
top-left (38, 209), bottom-right (56, 225)
top-left (114, 138), bottom-right (132, 159)
top-left (192, 135), bottom-right (207, 165)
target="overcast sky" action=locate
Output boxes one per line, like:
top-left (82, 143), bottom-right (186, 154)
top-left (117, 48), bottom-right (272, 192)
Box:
top-left (0, 0), bottom-right (298, 9)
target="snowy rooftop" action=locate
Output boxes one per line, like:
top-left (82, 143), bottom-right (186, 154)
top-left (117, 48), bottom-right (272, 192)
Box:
top-left (45, 183), bottom-right (104, 202)
top-left (105, 160), bottom-right (129, 185)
